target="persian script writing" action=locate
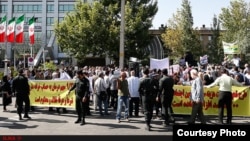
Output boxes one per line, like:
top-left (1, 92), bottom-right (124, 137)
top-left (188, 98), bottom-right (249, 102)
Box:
top-left (30, 82), bottom-right (74, 92)
top-left (34, 96), bottom-right (74, 106)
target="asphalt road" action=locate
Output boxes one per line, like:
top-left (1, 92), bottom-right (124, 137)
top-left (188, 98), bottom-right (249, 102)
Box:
top-left (0, 97), bottom-right (250, 136)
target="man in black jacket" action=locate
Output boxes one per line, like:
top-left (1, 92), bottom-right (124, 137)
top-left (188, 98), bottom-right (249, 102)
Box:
top-left (157, 68), bottom-right (175, 127)
top-left (12, 68), bottom-right (31, 120)
top-left (139, 68), bottom-right (155, 131)
top-left (68, 70), bottom-right (90, 126)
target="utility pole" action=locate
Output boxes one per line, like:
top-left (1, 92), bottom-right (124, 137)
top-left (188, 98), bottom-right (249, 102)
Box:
top-left (119, 0), bottom-right (125, 69)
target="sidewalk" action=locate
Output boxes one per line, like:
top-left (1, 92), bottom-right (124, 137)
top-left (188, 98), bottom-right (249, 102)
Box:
top-left (0, 97), bottom-right (249, 135)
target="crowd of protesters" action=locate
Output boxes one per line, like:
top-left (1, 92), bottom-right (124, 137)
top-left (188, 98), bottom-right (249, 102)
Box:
top-left (1, 53), bottom-right (250, 131)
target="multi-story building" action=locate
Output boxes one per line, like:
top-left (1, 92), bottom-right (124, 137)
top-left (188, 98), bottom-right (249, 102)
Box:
top-left (0, 0), bottom-right (96, 68)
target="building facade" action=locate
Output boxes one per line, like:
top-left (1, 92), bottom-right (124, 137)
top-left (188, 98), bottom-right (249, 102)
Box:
top-left (0, 0), bottom-right (96, 68)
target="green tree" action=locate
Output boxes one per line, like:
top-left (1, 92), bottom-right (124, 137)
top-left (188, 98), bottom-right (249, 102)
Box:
top-left (161, 0), bottom-right (201, 63)
top-left (180, 0), bottom-right (201, 60)
top-left (101, 0), bottom-right (158, 62)
top-left (161, 11), bottom-right (184, 60)
top-left (219, 0), bottom-right (250, 54)
top-left (54, 1), bottom-right (118, 62)
top-left (207, 15), bottom-right (223, 64)
top-left (54, 0), bottom-right (158, 65)
top-left (42, 61), bottom-right (57, 71)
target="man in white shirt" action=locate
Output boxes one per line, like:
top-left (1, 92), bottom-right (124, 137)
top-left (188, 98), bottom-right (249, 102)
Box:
top-left (94, 71), bottom-right (109, 116)
top-left (205, 68), bottom-right (243, 124)
top-left (127, 70), bottom-right (140, 117)
top-left (231, 54), bottom-right (241, 67)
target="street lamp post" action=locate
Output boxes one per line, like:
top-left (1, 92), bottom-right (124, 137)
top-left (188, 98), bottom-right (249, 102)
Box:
top-left (119, 0), bottom-right (125, 69)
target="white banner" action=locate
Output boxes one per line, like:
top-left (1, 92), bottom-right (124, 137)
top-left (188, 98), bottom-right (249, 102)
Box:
top-left (150, 58), bottom-right (169, 70)
top-left (200, 55), bottom-right (208, 65)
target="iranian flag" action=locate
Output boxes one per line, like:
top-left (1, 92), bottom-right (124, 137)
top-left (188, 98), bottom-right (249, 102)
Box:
top-left (29, 17), bottom-right (35, 45)
top-left (0, 15), bottom-right (7, 42)
top-left (7, 17), bottom-right (15, 42)
top-left (15, 15), bottom-right (25, 43)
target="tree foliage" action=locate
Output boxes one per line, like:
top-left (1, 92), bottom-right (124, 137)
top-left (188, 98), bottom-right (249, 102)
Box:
top-left (207, 15), bottom-right (223, 64)
top-left (219, 0), bottom-right (250, 53)
top-left (161, 11), bottom-right (184, 58)
top-left (161, 0), bottom-right (201, 62)
top-left (54, 0), bottom-right (158, 64)
top-left (54, 1), bottom-right (118, 62)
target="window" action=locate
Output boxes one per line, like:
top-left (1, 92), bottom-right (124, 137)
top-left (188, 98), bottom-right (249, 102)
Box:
top-left (58, 17), bottom-right (64, 22)
top-left (208, 36), bottom-right (212, 41)
top-left (36, 17), bottom-right (42, 23)
top-left (46, 30), bottom-right (53, 39)
top-left (59, 4), bottom-right (74, 13)
top-left (35, 32), bottom-right (42, 41)
top-left (46, 17), bottom-right (54, 26)
top-left (27, 5), bottom-right (33, 12)
top-left (13, 5), bottom-right (18, 12)
top-left (0, 5), bottom-right (8, 13)
top-left (18, 5), bottom-right (23, 12)
top-left (200, 36), bottom-right (203, 41)
top-left (47, 4), bottom-right (54, 13)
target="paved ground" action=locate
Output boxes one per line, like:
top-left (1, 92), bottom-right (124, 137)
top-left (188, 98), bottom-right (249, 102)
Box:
top-left (0, 97), bottom-right (250, 136)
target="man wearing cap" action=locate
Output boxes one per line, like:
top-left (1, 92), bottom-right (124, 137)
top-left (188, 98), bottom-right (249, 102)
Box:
top-left (12, 68), bottom-right (31, 120)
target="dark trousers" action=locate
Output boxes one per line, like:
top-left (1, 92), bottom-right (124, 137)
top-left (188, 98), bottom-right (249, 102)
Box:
top-left (98, 93), bottom-right (108, 115)
top-left (218, 91), bottom-right (232, 123)
top-left (142, 95), bottom-right (154, 125)
top-left (154, 96), bottom-right (162, 116)
top-left (86, 96), bottom-right (91, 115)
top-left (75, 96), bottom-right (87, 120)
top-left (110, 90), bottom-right (118, 109)
top-left (161, 95), bottom-right (174, 123)
top-left (106, 88), bottom-right (111, 107)
top-left (16, 93), bottom-right (30, 115)
top-left (189, 102), bottom-right (206, 124)
top-left (3, 93), bottom-right (12, 110)
top-left (129, 97), bottom-right (140, 116)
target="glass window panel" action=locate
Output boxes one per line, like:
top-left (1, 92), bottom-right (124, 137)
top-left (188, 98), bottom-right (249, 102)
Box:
top-left (28, 5), bottom-right (32, 12)
top-left (18, 5), bottom-right (23, 12)
top-left (46, 30), bottom-right (52, 39)
top-left (59, 17), bottom-right (64, 22)
top-left (64, 5), bottom-right (69, 11)
top-left (59, 5), bottom-right (64, 12)
top-left (69, 5), bottom-right (74, 11)
top-left (13, 5), bottom-right (18, 12)
top-left (23, 5), bottom-right (27, 12)
top-left (37, 17), bottom-right (42, 23)
top-left (37, 5), bottom-right (42, 12)
top-left (33, 5), bottom-right (38, 12)
top-left (47, 4), bottom-right (54, 13)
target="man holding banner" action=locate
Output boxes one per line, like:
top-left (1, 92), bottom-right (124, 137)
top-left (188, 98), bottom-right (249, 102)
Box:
top-left (205, 68), bottom-right (243, 124)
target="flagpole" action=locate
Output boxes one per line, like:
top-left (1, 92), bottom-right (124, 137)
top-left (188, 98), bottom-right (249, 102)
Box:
top-left (30, 44), bottom-right (33, 58)
top-left (3, 41), bottom-right (9, 76)
top-left (13, 47), bottom-right (16, 71)
top-left (30, 44), bottom-right (33, 69)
